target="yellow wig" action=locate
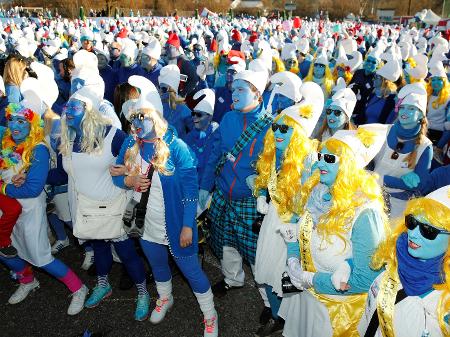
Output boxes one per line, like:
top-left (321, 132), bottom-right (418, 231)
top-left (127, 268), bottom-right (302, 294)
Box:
top-left (304, 63), bottom-right (334, 97)
top-left (254, 114), bottom-right (318, 219)
top-left (2, 103), bottom-right (45, 172)
top-left (371, 197), bottom-right (450, 334)
top-left (426, 77), bottom-right (450, 110)
top-left (296, 138), bottom-right (388, 246)
top-left (272, 57), bottom-right (286, 73)
top-left (332, 63), bottom-right (352, 85)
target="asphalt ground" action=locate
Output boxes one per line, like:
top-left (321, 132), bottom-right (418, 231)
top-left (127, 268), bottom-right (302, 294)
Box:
top-left (0, 237), bottom-right (283, 337)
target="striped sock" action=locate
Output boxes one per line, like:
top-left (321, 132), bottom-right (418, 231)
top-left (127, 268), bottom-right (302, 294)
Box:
top-left (97, 275), bottom-right (109, 288)
top-left (136, 281), bottom-right (148, 297)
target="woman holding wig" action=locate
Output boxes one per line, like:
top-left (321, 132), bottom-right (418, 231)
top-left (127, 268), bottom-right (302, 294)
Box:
top-left (358, 185), bottom-right (450, 337)
top-left (278, 124), bottom-right (390, 337)
top-left (113, 76), bottom-right (218, 337)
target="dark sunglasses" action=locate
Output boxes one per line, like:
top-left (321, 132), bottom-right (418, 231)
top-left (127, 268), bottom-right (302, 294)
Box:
top-left (129, 113), bottom-right (146, 122)
top-left (391, 141), bottom-right (405, 160)
top-left (286, 59), bottom-right (297, 65)
top-left (318, 152), bottom-right (339, 164)
top-left (191, 111), bottom-right (207, 118)
top-left (405, 214), bottom-right (450, 240)
top-left (271, 123), bottom-right (290, 133)
top-left (314, 63), bottom-right (326, 68)
top-left (326, 109), bottom-right (342, 117)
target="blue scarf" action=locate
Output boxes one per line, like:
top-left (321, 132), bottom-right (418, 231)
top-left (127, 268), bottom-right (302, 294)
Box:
top-left (396, 233), bottom-right (445, 296)
top-left (392, 121), bottom-right (421, 140)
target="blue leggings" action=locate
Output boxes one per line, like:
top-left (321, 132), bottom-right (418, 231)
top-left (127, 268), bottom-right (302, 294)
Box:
top-left (0, 255), bottom-right (69, 278)
top-left (48, 213), bottom-right (71, 241)
top-left (265, 285), bottom-right (282, 319)
top-left (140, 239), bottom-right (210, 294)
top-left (91, 238), bottom-right (146, 284)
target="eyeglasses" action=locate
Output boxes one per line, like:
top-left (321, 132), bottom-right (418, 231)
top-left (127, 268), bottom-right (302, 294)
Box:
top-left (391, 141), bottom-right (405, 160)
top-left (317, 152), bottom-right (339, 164)
top-left (129, 113), bottom-right (146, 122)
top-left (405, 214), bottom-right (450, 240)
top-left (314, 63), bottom-right (326, 68)
top-left (326, 109), bottom-right (342, 117)
top-left (271, 123), bottom-right (290, 133)
top-left (191, 111), bottom-right (207, 118)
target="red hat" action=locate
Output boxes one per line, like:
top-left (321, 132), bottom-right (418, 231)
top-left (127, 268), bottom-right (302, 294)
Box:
top-left (293, 17), bottom-right (302, 29)
top-left (210, 38), bottom-right (218, 52)
top-left (227, 50), bottom-right (245, 64)
top-left (249, 31), bottom-right (258, 44)
top-left (231, 29), bottom-right (241, 42)
top-left (117, 28), bottom-right (128, 39)
top-left (167, 32), bottom-right (181, 49)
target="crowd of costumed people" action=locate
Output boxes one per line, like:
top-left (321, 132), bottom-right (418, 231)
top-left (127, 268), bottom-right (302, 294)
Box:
top-left (0, 10), bottom-right (450, 337)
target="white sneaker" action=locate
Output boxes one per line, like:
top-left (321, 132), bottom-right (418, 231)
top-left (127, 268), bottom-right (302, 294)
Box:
top-left (81, 250), bottom-right (94, 271)
top-left (51, 238), bottom-right (70, 254)
top-left (67, 285), bottom-right (88, 315)
top-left (204, 312), bottom-right (219, 337)
top-left (149, 295), bottom-right (174, 324)
top-left (8, 279), bottom-right (40, 304)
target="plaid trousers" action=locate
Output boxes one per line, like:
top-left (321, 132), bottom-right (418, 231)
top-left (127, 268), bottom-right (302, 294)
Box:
top-left (207, 188), bottom-right (259, 265)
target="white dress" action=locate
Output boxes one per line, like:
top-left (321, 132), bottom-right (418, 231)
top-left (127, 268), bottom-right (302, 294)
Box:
top-left (1, 145), bottom-right (53, 267)
top-left (358, 272), bottom-right (446, 337)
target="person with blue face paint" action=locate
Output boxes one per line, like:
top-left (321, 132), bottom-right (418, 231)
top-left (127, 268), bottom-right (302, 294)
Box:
top-left (373, 84), bottom-right (433, 220)
top-left (117, 42), bottom-right (143, 85)
top-left (139, 39), bottom-right (163, 89)
top-left (57, 86), bottom-right (149, 321)
top-left (199, 70), bottom-right (273, 301)
top-left (0, 98), bottom-right (89, 316)
top-left (278, 125), bottom-right (389, 337)
top-left (158, 65), bottom-right (193, 140)
top-left (364, 60), bottom-right (400, 124)
top-left (359, 186), bottom-right (450, 337)
top-left (316, 88), bottom-right (357, 141)
top-left (267, 71), bottom-right (304, 116)
top-left (349, 53), bottom-right (381, 125)
top-left (96, 50), bottom-right (117, 104)
top-left (426, 61), bottom-right (450, 146)
top-left (112, 76), bottom-right (218, 337)
top-left (253, 83), bottom-right (324, 336)
top-left (304, 51), bottom-right (334, 98)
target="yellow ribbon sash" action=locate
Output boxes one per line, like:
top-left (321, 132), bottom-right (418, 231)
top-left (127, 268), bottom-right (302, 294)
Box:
top-left (376, 268), bottom-right (401, 337)
top-left (299, 210), bottom-right (367, 337)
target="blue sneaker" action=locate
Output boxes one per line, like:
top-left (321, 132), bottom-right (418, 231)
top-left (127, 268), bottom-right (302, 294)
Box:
top-left (135, 294), bottom-right (150, 321)
top-left (85, 285), bottom-right (112, 308)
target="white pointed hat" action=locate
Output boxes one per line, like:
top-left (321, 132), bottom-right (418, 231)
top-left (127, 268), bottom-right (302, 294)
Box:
top-left (70, 86), bottom-right (102, 112)
top-left (158, 64), bottom-right (180, 92)
top-left (279, 81), bottom-right (324, 137)
top-left (269, 71), bottom-right (303, 102)
top-left (314, 49), bottom-right (329, 66)
top-left (377, 59), bottom-right (402, 82)
top-left (429, 60), bottom-right (447, 78)
top-left (397, 83), bottom-right (428, 114)
top-left (193, 88), bottom-right (215, 115)
top-left (329, 88), bottom-right (357, 119)
top-left (335, 43), bottom-right (348, 65)
top-left (73, 49), bottom-right (98, 70)
top-left (281, 43), bottom-right (297, 61)
top-left (405, 54), bottom-right (428, 80)
top-left (330, 123), bottom-right (389, 168)
top-left (28, 61), bottom-right (59, 109)
top-left (233, 70), bottom-right (267, 96)
top-left (18, 85), bottom-right (45, 117)
top-left (332, 77), bottom-right (347, 94)
top-left (426, 185), bottom-right (450, 210)
top-left (127, 75), bottom-right (163, 119)
top-left (142, 37), bottom-right (161, 60)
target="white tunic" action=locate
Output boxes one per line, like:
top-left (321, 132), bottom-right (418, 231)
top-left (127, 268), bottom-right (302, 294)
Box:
top-left (358, 271), bottom-right (446, 337)
top-left (427, 96), bottom-right (449, 132)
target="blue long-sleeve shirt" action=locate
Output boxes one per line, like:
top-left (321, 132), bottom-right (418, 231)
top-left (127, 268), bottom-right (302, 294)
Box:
top-left (162, 101), bottom-right (192, 141)
top-left (417, 165), bottom-right (450, 196)
top-left (100, 65), bottom-right (118, 103)
top-left (140, 62), bottom-right (162, 89)
top-left (6, 144), bottom-right (49, 199)
top-left (5, 84), bottom-right (22, 104)
top-left (200, 103), bottom-right (270, 200)
top-left (117, 63), bottom-right (144, 85)
top-left (212, 86), bottom-right (232, 123)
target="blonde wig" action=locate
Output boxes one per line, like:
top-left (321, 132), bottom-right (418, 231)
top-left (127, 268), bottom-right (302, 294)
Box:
top-left (296, 138), bottom-right (388, 246)
top-left (316, 117), bottom-right (356, 141)
top-left (254, 114), bottom-right (318, 218)
top-left (332, 63), bottom-right (352, 85)
top-left (3, 57), bottom-right (27, 87)
top-left (427, 77), bottom-right (450, 110)
top-left (380, 78), bottom-right (398, 98)
top-left (272, 57), bottom-right (286, 73)
top-left (371, 197), bottom-right (450, 334)
top-left (124, 107), bottom-right (172, 176)
top-left (304, 63), bottom-right (334, 96)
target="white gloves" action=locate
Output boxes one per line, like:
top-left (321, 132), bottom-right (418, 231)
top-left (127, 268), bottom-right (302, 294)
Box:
top-left (196, 63), bottom-right (207, 80)
top-left (198, 189), bottom-right (211, 210)
top-left (256, 196), bottom-right (269, 214)
top-left (287, 257), bottom-right (314, 290)
top-left (245, 174), bottom-right (257, 191)
top-left (331, 261), bottom-right (351, 291)
top-left (276, 222), bottom-right (299, 243)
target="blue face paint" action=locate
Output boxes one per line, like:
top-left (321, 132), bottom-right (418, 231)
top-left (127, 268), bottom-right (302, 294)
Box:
top-left (276, 94), bottom-right (295, 113)
top-left (313, 63), bottom-right (325, 78)
top-left (363, 56), bottom-right (378, 74)
top-left (407, 215), bottom-right (449, 260)
top-left (193, 50), bottom-right (204, 61)
top-left (431, 77), bottom-right (444, 94)
top-left (317, 146), bottom-right (339, 187)
top-left (273, 116), bottom-right (294, 152)
top-left (231, 79), bottom-right (257, 111)
top-left (70, 78), bottom-right (86, 96)
top-left (398, 104), bottom-right (423, 129)
top-left (7, 115), bottom-right (30, 143)
top-left (192, 111), bottom-right (211, 131)
top-left (326, 105), bottom-right (347, 130)
top-left (373, 74), bottom-right (383, 89)
top-left (120, 54), bottom-right (134, 68)
top-left (226, 69), bottom-right (237, 86)
top-left (132, 114), bottom-right (155, 139)
top-left (337, 67), bottom-right (345, 78)
top-left (63, 99), bottom-right (85, 134)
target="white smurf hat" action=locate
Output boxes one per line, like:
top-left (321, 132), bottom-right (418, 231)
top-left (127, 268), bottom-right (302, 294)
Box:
top-left (330, 123), bottom-right (389, 168)
top-left (429, 60), bottom-right (447, 78)
top-left (269, 71), bottom-right (303, 103)
top-left (193, 89), bottom-right (215, 115)
top-left (405, 54), bottom-right (428, 80)
top-left (329, 88), bottom-right (357, 119)
top-left (279, 81), bottom-right (324, 137)
top-left (233, 70), bottom-right (267, 96)
top-left (397, 83), bottom-right (428, 114)
top-left (127, 75), bottom-right (163, 118)
top-left (70, 86), bottom-right (102, 112)
top-left (142, 37), bottom-right (161, 60)
top-left (426, 185), bottom-right (450, 210)
top-left (158, 64), bottom-right (181, 92)
top-left (376, 59), bottom-right (402, 82)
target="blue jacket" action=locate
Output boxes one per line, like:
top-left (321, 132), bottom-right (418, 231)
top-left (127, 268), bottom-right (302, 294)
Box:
top-left (117, 63), bottom-right (143, 85)
top-left (53, 78), bottom-right (71, 115)
top-left (212, 86), bottom-right (232, 123)
top-left (100, 65), bottom-right (118, 103)
top-left (141, 62), bottom-right (162, 89)
top-left (200, 104), bottom-right (270, 200)
top-left (113, 128), bottom-right (199, 258)
top-left (162, 102), bottom-right (193, 140)
top-left (0, 96), bottom-right (9, 126)
top-left (299, 60), bottom-right (311, 79)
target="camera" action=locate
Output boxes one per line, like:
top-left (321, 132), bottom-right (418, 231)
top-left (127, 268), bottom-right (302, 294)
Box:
top-left (281, 272), bottom-right (302, 294)
top-left (122, 199), bottom-right (144, 238)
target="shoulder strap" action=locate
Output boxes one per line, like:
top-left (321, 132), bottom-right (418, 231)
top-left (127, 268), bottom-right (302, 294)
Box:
top-left (214, 114), bottom-right (273, 175)
top-left (134, 163), bottom-right (155, 229)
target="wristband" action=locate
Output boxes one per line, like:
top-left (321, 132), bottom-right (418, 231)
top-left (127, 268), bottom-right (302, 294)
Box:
top-left (1, 182), bottom-right (7, 196)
